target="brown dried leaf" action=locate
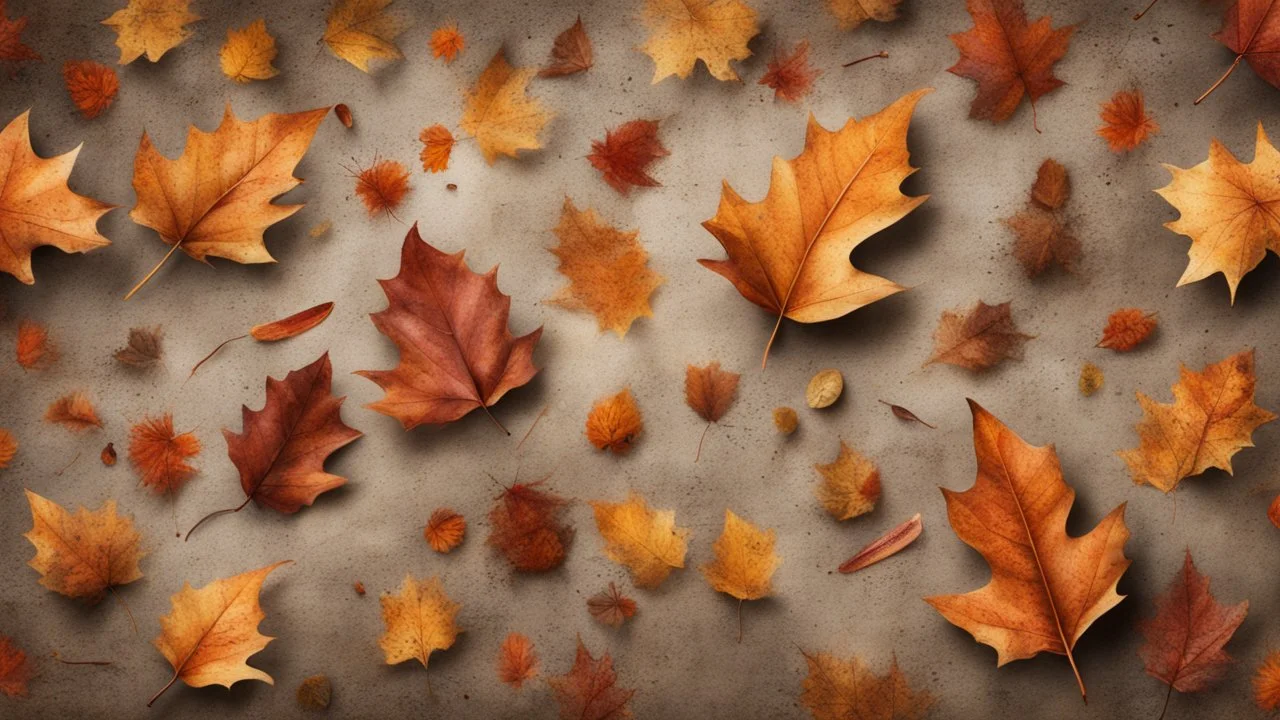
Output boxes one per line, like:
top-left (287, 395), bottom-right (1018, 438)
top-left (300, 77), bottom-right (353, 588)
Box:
top-left (773, 407), bottom-right (798, 434)
top-left (296, 674), bottom-right (331, 710)
top-left (587, 582), bottom-right (637, 627)
top-left (115, 327), bottom-right (163, 368)
top-left (1080, 362), bottom-right (1104, 397)
top-left (800, 651), bottom-right (933, 720)
top-left (488, 481), bottom-right (574, 572)
top-left (1097, 89), bottom-right (1158, 152)
top-left (44, 392), bottom-right (102, 431)
top-left (839, 513), bottom-right (922, 573)
top-left (540, 16), bottom-right (592, 77)
top-left (878, 400), bottom-right (935, 429)
top-left (498, 632), bottom-right (539, 689)
top-left (815, 441), bottom-right (880, 521)
top-left (587, 120), bottom-right (669, 195)
top-left (0, 634), bottom-right (31, 698)
top-left (1005, 159), bottom-right (1079, 276)
top-left (548, 639), bottom-right (635, 720)
top-left (759, 41), bottom-right (821, 103)
top-left (927, 300), bottom-right (1032, 372)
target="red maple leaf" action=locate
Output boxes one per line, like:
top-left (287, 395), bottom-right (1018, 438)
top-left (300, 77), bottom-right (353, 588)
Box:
top-left (587, 119), bottom-right (670, 195)
top-left (547, 639), bottom-right (635, 720)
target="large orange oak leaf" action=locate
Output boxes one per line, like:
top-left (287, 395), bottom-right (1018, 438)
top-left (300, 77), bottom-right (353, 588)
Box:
top-left (149, 561), bottom-right (289, 706)
top-left (1119, 349), bottom-right (1275, 493)
top-left (24, 489), bottom-right (144, 604)
top-left (548, 638), bottom-right (635, 720)
top-left (358, 225), bottom-right (542, 432)
top-left (0, 111), bottom-right (113, 285)
top-left (699, 89), bottom-right (930, 367)
top-left (799, 651), bottom-right (933, 720)
top-left (126, 105), bottom-right (328, 298)
top-left (926, 400), bottom-right (1131, 700)
top-left (948, 0), bottom-right (1075, 129)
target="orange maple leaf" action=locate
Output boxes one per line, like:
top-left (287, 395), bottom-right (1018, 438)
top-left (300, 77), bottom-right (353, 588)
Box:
top-left (429, 23), bottom-right (464, 63)
top-left (419, 124), bottom-right (454, 173)
top-left (587, 119), bottom-right (669, 195)
top-left (128, 413), bottom-right (200, 494)
top-left (15, 319), bottom-right (55, 369)
top-left (352, 158), bottom-right (410, 218)
top-left (586, 388), bottom-right (643, 454)
top-left (63, 61), bottom-right (119, 119)
top-left (497, 632), bottom-right (539, 689)
top-left (1097, 89), bottom-right (1158, 152)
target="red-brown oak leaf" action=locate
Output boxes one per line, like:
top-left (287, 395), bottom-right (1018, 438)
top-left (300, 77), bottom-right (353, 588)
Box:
top-left (587, 120), bottom-right (669, 195)
top-left (358, 225), bottom-right (542, 432)
top-left (548, 638), bottom-right (635, 720)
top-left (487, 481), bottom-right (573, 572)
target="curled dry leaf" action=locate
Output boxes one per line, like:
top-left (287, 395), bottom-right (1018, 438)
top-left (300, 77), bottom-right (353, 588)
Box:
top-left (100, 442), bottom-right (116, 466)
top-left (587, 582), bottom-right (637, 627)
top-left (429, 23), bottom-right (464, 63)
top-left (773, 406), bottom-right (798, 435)
top-left (806, 369), bottom-right (843, 409)
top-left (1005, 158), bottom-right (1080, 277)
top-left (0, 429), bottom-right (17, 469)
top-left (548, 639), bottom-right (635, 720)
top-left (1079, 362), bottom-right (1103, 397)
top-left (591, 492), bottom-right (689, 588)
top-left (759, 41), bottom-right (821, 103)
top-left (586, 389), bottom-right (643, 454)
top-left (323, 0), bottom-right (405, 72)
top-left (639, 0), bottom-right (758, 82)
top-left (128, 414), bottom-right (200, 494)
top-left (220, 19), bottom-right (278, 84)
top-left (926, 401), bottom-right (1130, 700)
top-left (44, 392), bottom-right (103, 431)
top-left (548, 199), bottom-right (663, 337)
top-left (0, 634), bottom-right (30, 698)
top-left (378, 575), bottom-right (461, 675)
top-left (102, 0), bottom-right (199, 64)
top-left (498, 632), bottom-right (538, 689)
top-left (686, 361), bottom-right (739, 460)
top-left (425, 507), bottom-right (466, 553)
top-left (419, 124), bottom-right (454, 173)
top-left (334, 104), bottom-right (353, 128)
top-left (1120, 350), bottom-right (1275, 493)
top-left (63, 61), bottom-right (119, 119)
top-left (461, 50), bottom-right (552, 164)
top-left (701, 510), bottom-right (780, 641)
top-left (588, 119), bottom-right (669, 195)
top-left (296, 674), bottom-right (331, 710)
top-left (927, 300), bottom-right (1032, 372)
top-left (948, 0), bottom-right (1075, 129)
top-left (16, 319), bottom-right (55, 369)
top-left (189, 303), bottom-right (332, 377)
top-left (1098, 308), bottom-right (1157, 351)
top-left (488, 481), bottom-right (573, 572)
top-left (1256, 652), bottom-right (1280, 710)
top-left (1097, 89), bottom-right (1158, 152)
top-left (879, 400), bottom-right (936, 429)
top-left (0, 0), bottom-right (39, 71)
top-left (800, 651), bottom-right (933, 720)
top-left (24, 489), bottom-right (144, 603)
top-left (540, 16), bottom-right (592, 77)
top-left (825, 0), bottom-right (902, 30)
top-left (814, 441), bottom-right (880, 521)
top-left (149, 561), bottom-right (289, 706)
top-left (352, 158), bottom-right (410, 218)
top-left (115, 327), bottom-right (163, 368)
top-left (839, 513), bottom-right (922, 574)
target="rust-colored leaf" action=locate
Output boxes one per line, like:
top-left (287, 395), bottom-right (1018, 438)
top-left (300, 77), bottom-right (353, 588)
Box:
top-left (800, 651), bottom-right (933, 720)
top-left (926, 300), bottom-right (1032, 372)
top-left (1097, 89), bottom-right (1158, 152)
top-left (0, 428), bottom-right (17, 469)
top-left (839, 513), bottom-right (922, 573)
top-left (250, 301), bottom-right (334, 341)
top-left (0, 0), bottom-right (39, 71)
top-left (686, 361), bottom-right (739, 461)
top-left (487, 481), bottom-right (573, 572)
top-left (586, 388), bottom-right (643, 454)
top-left (878, 400), bottom-right (935, 429)
top-left (587, 119), bottom-right (669, 195)
top-left (1201, 0), bottom-right (1280, 104)
top-left (759, 41), bottom-right (821, 103)
top-left (0, 634), bottom-right (29, 698)
top-left (295, 674), bottom-right (331, 710)
top-left (429, 23), bottom-right (464, 63)
top-left (498, 632), bottom-right (539, 689)
top-left (548, 639), bottom-right (635, 720)
top-left (115, 327), bottom-right (163, 368)
top-left (587, 582), bottom-right (637, 627)
top-left (815, 441), bottom-right (881, 521)
top-left (63, 60), bottom-right (118, 119)
top-left (1098, 308), bottom-right (1157, 351)
top-left (1005, 158), bottom-right (1080, 277)
top-left (419, 124), bottom-right (454, 173)
top-left (352, 158), bottom-right (410, 219)
top-left (128, 414), bottom-right (200, 494)
top-left (540, 16), bottom-right (592, 77)
top-left (16, 319), bottom-right (55, 369)
top-left (44, 392), bottom-right (103, 431)
top-left (425, 507), bottom-right (466, 553)
top-left (100, 442), bottom-right (116, 466)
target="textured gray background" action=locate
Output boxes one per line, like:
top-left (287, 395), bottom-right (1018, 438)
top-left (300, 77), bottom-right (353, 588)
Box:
top-left (1, 0), bottom-right (1279, 717)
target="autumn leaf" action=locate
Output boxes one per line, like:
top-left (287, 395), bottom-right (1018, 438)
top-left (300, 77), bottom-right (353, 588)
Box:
top-left (488, 480), bottom-right (573, 572)
top-left (926, 400), bottom-right (1130, 700)
top-left (16, 319), bottom-right (55, 369)
top-left (498, 632), bottom-right (538, 689)
top-left (1201, 0), bottom-right (1280, 104)
top-left (0, 111), bottom-right (113, 285)
top-left (425, 507), bottom-right (465, 553)
top-left (189, 303), bottom-right (332, 377)
top-left (125, 105), bottom-right (328, 298)
top-left (1256, 651), bottom-right (1280, 710)
top-left (1004, 158), bottom-right (1080, 276)
top-left (128, 413), bottom-right (200, 494)
top-left (0, 428), bottom-right (16, 469)
top-left (879, 400), bottom-right (935, 429)
top-left (639, 0), bottom-right (758, 82)
top-left (149, 561), bottom-right (289, 706)
top-left (102, 0), bottom-right (199, 64)
top-left (586, 388), bottom-right (643, 454)
top-left (419, 124), bottom-right (454, 173)
top-left (44, 391), bottom-right (102, 431)
top-left (686, 361), bottom-right (739, 460)
top-left (814, 441), bottom-right (881, 521)
top-left (588, 582), bottom-right (638, 627)
top-left (0, 634), bottom-right (30, 698)
top-left (591, 492), bottom-right (689, 587)
top-left (948, 0), bottom-right (1075, 129)
top-left (548, 639), bottom-right (635, 720)
top-left (378, 575), bottom-right (460, 684)
top-left (548, 199), bottom-right (663, 337)
top-left (587, 119), bottom-right (669, 195)
top-left (759, 41), bottom-right (821, 103)
top-left (460, 50), bottom-right (552, 164)
top-left (773, 406), bottom-right (798, 434)
top-left (1119, 350), bottom-right (1275, 493)
top-left (115, 326), bottom-right (163, 367)
top-left (357, 226), bottom-right (542, 432)
top-left (1079, 362), bottom-right (1103, 397)
top-left (429, 23), bottom-right (464, 63)
top-left (323, 0), bottom-right (405, 72)
top-left (839, 513), bottom-right (923, 574)
top-left (296, 675), bottom-right (331, 710)
top-left (800, 651), bottom-right (933, 720)
top-left (701, 509), bottom-right (780, 641)
top-left (352, 158), bottom-right (410, 218)
top-left (700, 89), bottom-right (930, 367)
top-left (824, 0), bottom-right (902, 30)
top-left (1097, 89), bottom-right (1158, 152)
top-left (220, 19), bottom-right (278, 83)
top-left (1098, 308), bottom-right (1157, 352)
top-left (63, 61), bottom-right (118, 119)
top-left (1139, 551), bottom-right (1247, 720)
top-left (1154, 122), bottom-right (1280, 302)
top-left (24, 489), bottom-right (144, 604)
top-left (926, 300), bottom-right (1032, 372)
top-left (0, 0), bottom-right (39, 71)
top-left (540, 16), bottom-right (592, 77)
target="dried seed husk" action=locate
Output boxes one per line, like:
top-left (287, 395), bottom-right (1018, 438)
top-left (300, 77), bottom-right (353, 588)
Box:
top-left (806, 369), bottom-right (843, 409)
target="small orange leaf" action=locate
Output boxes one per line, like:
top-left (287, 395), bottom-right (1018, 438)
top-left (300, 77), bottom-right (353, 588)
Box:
top-left (425, 507), bottom-right (466, 553)
top-left (419, 124), bottom-right (455, 173)
top-left (0, 634), bottom-right (31, 698)
top-left (587, 119), bottom-right (669, 195)
top-left (759, 40), bottom-right (821, 103)
top-left (128, 414), bottom-right (201, 494)
top-left (16, 319), bottom-right (55, 370)
top-left (429, 23), bottom-right (465, 63)
top-left (1098, 308), bottom-right (1157, 351)
top-left (353, 159), bottom-right (411, 218)
top-left (539, 16), bottom-right (592, 77)
top-left (0, 429), bottom-right (16, 469)
top-left (839, 513), bottom-right (922, 573)
top-left (1097, 89), bottom-right (1158, 153)
top-left (100, 442), bottom-right (116, 467)
top-left (497, 632), bottom-right (539, 689)
top-left (587, 582), bottom-right (637, 627)
top-left (1256, 651), bottom-right (1280, 710)
top-left (585, 388), bottom-right (642, 454)
top-left (250, 301), bottom-right (334, 341)
top-left (44, 392), bottom-right (102, 431)
top-left (63, 60), bottom-right (119, 119)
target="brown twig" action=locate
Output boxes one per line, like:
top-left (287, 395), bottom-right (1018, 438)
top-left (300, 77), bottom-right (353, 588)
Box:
top-left (842, 50), bottom-right (888, 68)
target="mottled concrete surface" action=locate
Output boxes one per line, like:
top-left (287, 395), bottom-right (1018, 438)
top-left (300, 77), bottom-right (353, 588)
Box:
top-left (1, 0), bottom-right (1279, 718)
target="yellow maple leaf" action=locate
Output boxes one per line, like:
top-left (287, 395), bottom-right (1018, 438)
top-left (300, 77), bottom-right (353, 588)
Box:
top-left (825, 0), bottom-right (902, 30)
top-left (639, 0), bottom-right (759, 82)
top-left (1119, 349), bottom-right (1276, 493)
top-left (699, 88), bottom-right (931, 367)
top-left (1156, 122), bottom-right (1280, 302)
top-left (149, 561), bottom-right (289, 706)
top-left (125, 105), bottom-right (329, 298)
top-left (549, 198), bottom-right (663, 337)
top-left (23, 489), bottom-right (144, 603)
top-left (220, 19), bottom-right (278, 83)
top-left (591, 491), bottom-right (690, 588)
top-left (460, 50), bottom-right (552, 164)
top-left (814, 441), bottom-right (881, 521)
top-left (800, 651), bottom-right (933, 720)
top-left (0, 111), bottom-right (113, 285)
top-left (323, 0), bottom-right (406, 73)
top-left (701, 509), bottom-right (780, 640)
top-left (102, 0), bottom-right (199, 65)
top-left (379, 575), bottom-right (461, 684)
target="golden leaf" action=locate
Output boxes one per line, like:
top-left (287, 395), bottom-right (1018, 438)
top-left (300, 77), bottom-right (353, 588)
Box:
top-left (585, 388), bottom-right (643, 454)
top-left (824, 0), bottom-right (902, 30)
top-left (460, 50), bottom-right (552, 164)
top-left (639, 0), bottom-right (759, 82)
top-left (814, 441), bottom-right (881, 521)
top-left (44, 392), bottom-right (103, 431)
top-left (419, 124), bottom-right (454, 173)
top-left (1079, 362), bottom-right (1103, 397)
top-left (800, 651), bottom-right (933, 720)
top-left (591, 491), bottom-right (689, 587)
top-left (378, 575), bottom-right (461, 674)
top-left (219, 19), bottom-right (278, 83)
top-left (701, 511), bottom-right (779, 602)
top-left (24, 489), bottom-right (144, 603)
top-left (323, 0), bottom-right (405, 72)
top-left (772, 407), bottom-right (798, 434)
top-left (102, 0), bottom-right (199, 64)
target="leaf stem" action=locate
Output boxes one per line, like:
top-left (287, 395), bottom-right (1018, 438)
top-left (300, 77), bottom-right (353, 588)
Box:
top-left (147, 670), bottom-right (181, 707)
top-left (52, 651), bottom-right (112, 666)
top-left (1133, 0), bottom-right (1161, 20)
top-left (125, 240), bottom-right (184, 300)
top-left (1157, 677), bottom-right (1174, 720)
top-left (515, 405), bottom-right (548, 451)
top-left (842, 50), bottom-right (888, 67)
top-left (696, 422), bottom-right (711, 463)
top-left (737, 599), bottom-right (744, 644)
top-left (108, 587), bottom-right (137, 636)
top-left (184, 495), bottom-right (254, 541)
top-left (480, 404), bottom-right (510, 435)
top-left (1195, 55), bottom-right (1242, 105)
top-left (187, 335), bottom-right (248, 380)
